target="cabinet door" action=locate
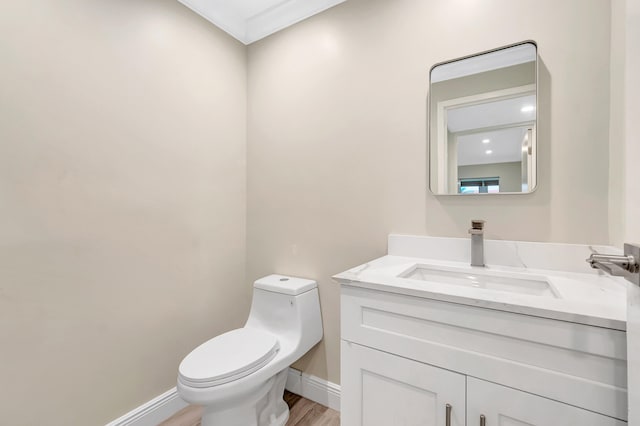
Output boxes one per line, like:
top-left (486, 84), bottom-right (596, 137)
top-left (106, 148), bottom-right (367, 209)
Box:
top-left (467, 377), bottom-right (627, 426)
top-left (341, 340), bottom-right (465, 426)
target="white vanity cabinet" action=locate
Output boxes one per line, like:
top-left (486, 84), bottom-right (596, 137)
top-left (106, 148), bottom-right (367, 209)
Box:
top-left (340, 285), bottom-right (628, 425)
top-left (342, 341), bottom-right (465, 426)
top-left (466, 378), bottom-right (625, 426)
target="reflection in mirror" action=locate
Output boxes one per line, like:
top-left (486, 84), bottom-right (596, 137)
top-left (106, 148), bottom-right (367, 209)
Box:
top-left (429, 42), bottom-right (537, 195)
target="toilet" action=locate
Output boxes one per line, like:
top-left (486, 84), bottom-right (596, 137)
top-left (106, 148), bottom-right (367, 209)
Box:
top-left (177, 274), bottom-right (323, 426)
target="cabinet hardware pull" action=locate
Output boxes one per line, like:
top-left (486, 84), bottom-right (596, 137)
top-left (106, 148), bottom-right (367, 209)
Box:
top-left (445, 404), bottom-right (452, 426)
top-left (480, 414), bottom-right (486, 426)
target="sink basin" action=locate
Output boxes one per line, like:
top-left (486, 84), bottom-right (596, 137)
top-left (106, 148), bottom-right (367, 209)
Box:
top-left (399, 264), bottom-right (559, 298)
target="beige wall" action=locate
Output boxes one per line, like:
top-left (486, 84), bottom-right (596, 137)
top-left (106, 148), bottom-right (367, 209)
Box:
top-left (458, 162), bottom-right (522, 193)
top-left (247, 0), bottom-right (612, 386)
top-left (625, 0), bottom-right (640, 244)
top-left (609, 0), bottom-right (626, 246)
top-left (0, 1), bottom-right (248, 424)
top-left (609, 0), bottom-right (640, 248)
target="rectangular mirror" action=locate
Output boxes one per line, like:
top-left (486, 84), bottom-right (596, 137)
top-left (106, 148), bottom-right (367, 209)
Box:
top-left (428, 42), bottom-right (538, 195)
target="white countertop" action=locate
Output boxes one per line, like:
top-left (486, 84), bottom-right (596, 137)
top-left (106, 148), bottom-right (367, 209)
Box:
top-left (334, 254), bottom-right (628, 331)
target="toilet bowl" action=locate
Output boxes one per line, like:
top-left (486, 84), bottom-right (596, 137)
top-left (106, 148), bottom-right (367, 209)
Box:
top-left (177, 274), bottom-right (323, 426)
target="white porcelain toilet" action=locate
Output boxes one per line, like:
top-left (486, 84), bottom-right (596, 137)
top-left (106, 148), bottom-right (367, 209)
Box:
top-left (177, 274), bottom-right (323, 426)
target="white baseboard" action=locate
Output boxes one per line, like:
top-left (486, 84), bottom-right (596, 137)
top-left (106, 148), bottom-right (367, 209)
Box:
top-left (105, 369), bottom-right (340, 426)
top-left (105, 387), bottom-right (188, 426)
top-left (285, 368), bottom-right (341, 412)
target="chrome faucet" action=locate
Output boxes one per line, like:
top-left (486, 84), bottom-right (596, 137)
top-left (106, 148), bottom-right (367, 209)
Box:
top-left (586, 243), bottom-right (640, 286)
top-left (469, 220), bottom-right (485, 267)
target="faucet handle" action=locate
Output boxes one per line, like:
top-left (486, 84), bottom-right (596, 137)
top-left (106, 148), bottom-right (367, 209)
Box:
top-left (470, 220), bottom-right (485, 230)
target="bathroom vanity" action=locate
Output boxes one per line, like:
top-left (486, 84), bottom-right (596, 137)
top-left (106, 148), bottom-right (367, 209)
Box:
top-left (334, 235), bottom-right (628, 425)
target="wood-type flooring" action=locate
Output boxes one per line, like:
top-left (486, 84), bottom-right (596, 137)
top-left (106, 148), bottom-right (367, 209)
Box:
top-left (158, 391), bottom-right (339, 426)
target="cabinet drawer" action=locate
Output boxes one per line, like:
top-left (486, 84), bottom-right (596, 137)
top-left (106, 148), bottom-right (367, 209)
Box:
top-left (341, 285), bottom-right (627, 420)
top-left (467, 377), bottom-right (626, 426)
top-left (341, 341), bottom-right (465, 426)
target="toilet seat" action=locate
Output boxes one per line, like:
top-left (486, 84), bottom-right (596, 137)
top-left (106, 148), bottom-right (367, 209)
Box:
top-left (178, 328), bottom-right (279, 388)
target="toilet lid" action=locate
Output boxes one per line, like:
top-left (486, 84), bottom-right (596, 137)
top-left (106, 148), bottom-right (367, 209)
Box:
top-left (178, 328), bottom-right (279, 388)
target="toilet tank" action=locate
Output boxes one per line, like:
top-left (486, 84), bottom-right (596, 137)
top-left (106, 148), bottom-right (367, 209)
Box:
top-left (253, 274), bottom-right (317, 295)
top-left (245, 275), bottom-right (323, 352)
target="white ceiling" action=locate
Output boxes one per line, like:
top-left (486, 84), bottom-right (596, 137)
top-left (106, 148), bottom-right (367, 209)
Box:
top-left (178, 0), bottom-right (347, 44)
top-left (457, 126), bottom-right (528, 166)
top-left (451, 94), bottom-right (535, 166)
